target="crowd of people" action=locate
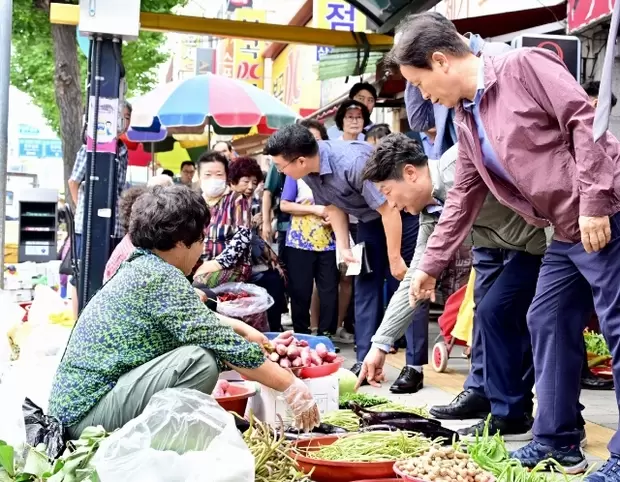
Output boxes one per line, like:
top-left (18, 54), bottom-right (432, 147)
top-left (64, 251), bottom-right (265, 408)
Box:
top-left (56, 11), bottom-right (620, 482)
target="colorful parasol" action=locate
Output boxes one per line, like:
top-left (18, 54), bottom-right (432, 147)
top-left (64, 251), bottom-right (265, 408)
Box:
top-left (131, 73), bottom-right (299, 136)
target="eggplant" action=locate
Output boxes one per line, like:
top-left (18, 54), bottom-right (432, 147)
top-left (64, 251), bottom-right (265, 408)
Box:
top-left (348, 401), bottom-right (440, 425)
top-left (285, 422), bottom-right (348, 436)
top-left (361, 418), bottom-right (459, 444)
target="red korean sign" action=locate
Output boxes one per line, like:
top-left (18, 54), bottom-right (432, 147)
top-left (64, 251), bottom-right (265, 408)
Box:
top-left (567, 0), bottom-right (616, 33)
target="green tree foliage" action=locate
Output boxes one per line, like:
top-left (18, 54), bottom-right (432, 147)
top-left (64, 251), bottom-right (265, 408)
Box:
top-left (10, 0), bottom-right (186, 191)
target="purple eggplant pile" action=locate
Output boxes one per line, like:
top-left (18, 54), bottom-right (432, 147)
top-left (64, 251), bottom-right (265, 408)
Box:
top-left (348, 402), bottom-right (459, 444)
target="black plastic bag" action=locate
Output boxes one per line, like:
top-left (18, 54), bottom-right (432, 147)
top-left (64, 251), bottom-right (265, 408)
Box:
top-left (22, 397), bottom-right (65, 459)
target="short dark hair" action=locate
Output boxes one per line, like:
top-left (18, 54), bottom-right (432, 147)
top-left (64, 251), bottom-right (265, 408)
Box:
top-left (299, 119), bottom-right (329, 140)
top-left (119, 186), bottom-right (147, 233)
top-left (335, 100), bottom-right (371, 131)
top-left (583, 80), bottom-right (617, 108)
top-left (180, 160), bottom-right (196, 170)
top-left (388, 12), bottom-right (470, 69)
top-left (198, 150), bottom-right (230, 177)
top-left (365, 123), bottom-right (391, 142)
top-left (129, 185), bottom-right (209, 251)
top-left (362, 133), bottom-right (428, 182)
top-left (229, 156), bottom-right (264, 185)
top-left (212, 140), bottom-right (233, 152)
top-left (349, 82), bottom-right (377, 100)
top-left (264, 124), bottom-right (319, 161)
top-left (161, 169), bottom-right (174, 178)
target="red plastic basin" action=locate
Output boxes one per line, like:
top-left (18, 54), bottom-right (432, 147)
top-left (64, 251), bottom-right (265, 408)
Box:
top-left (292, 435), bottom-right (396, 482)
top-left (214, 383), bottom-right (256, 415)
top-left (295, 356), bottom-right (344, 379)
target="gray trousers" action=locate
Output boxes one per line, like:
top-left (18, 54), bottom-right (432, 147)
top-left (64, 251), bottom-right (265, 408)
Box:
top-left (66, 346), bottom-right (219, 439)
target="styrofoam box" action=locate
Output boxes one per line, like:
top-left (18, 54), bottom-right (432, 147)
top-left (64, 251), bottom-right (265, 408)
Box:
top-left (246, 375), bottom-right (339, 425)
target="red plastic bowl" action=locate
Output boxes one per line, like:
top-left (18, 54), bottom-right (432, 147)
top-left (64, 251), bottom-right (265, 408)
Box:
top-left (292, 435), bottom-right (396, 482)
top-left (295, 356), bottom-right (344, 379)
top-left (214, 383), bottom-right (256, 415)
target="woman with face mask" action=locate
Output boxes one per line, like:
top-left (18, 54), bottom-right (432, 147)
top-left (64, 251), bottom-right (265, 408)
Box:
top-left (193, 151), bottom-right (254, 295)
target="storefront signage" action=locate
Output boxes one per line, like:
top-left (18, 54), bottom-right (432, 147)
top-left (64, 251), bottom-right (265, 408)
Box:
top-left (271, 20), bottom-right (321, 113)
top-left (18, 138), bottom-right (62, 158)
top-left (567, 0), bottom-right (615, 33)
top-left (313, 0), bottom-right (366, 62)
top-left (232, 8), bottom-right (266, 89)
top-left (216, 39), bottom-right (235, 78)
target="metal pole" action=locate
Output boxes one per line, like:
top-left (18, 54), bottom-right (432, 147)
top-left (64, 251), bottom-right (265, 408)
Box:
top-left (0, 0), bottom-right (14, 289)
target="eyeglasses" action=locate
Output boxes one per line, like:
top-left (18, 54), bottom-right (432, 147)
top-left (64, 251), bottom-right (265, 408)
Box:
top-left (344, 116), bottom-right (363, 123)
top-left (275, 156), bottom-right (300, 173)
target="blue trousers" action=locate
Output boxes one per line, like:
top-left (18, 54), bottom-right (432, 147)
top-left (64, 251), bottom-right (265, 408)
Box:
top-left (355, 212), bottom-right (428, 364)
top-left (463, 248), bottom-right (541, 418)
top-left (529, 213), bottom-right (620, 453)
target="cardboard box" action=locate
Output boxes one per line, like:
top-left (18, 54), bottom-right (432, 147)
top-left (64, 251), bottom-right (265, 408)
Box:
top-left (246, 375), bottom-right (339, 425)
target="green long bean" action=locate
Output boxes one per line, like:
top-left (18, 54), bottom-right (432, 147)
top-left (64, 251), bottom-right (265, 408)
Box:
top-left (301, 431), bottom-right (435, 462)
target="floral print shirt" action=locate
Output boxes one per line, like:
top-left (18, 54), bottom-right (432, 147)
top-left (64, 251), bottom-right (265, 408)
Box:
top-left (48, 249), bottom-right (265, 426)
top-left (281, 176), bottom-right (336, 252)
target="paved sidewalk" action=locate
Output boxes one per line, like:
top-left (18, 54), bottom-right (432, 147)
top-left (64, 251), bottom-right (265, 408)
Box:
top-left (333, 321), bottom-right (617, 470)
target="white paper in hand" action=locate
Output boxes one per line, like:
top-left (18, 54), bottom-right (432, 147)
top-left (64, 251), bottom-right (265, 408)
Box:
top-left (345, 243), bottom-right (364, 276)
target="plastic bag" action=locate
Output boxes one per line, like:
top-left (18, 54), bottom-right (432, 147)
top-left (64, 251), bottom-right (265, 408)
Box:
top-left (212, 282), bottom-right (274, 318)
top-left (93, 388), bottom-right (255, 482)
top-left (0, 368), bottom-right (26, 449)
top-left (22, 397), bottom-right (65, 459)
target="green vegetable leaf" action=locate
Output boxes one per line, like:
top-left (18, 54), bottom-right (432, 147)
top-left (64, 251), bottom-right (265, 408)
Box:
top-left (0, 443), bottom-right (15, 477)
top-left (23, 447), bottom-right (52, 477)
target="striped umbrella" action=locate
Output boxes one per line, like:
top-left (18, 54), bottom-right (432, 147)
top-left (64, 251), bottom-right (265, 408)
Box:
top-left (130, 73), bottom-right (299, 137)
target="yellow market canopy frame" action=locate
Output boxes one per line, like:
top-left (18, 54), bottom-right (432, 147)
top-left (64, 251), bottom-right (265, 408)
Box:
top-left (49, 3), bottom-right (394, 48)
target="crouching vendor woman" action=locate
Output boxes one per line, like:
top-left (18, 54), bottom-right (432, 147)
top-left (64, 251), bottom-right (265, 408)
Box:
top-left (48, 185), bottom-right (319, 438)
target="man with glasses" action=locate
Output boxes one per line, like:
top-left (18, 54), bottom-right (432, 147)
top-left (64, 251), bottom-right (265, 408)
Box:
top-left (178, 161), bottom-right (198, 190)
top-left (264, 124), bottom-right (427, 388)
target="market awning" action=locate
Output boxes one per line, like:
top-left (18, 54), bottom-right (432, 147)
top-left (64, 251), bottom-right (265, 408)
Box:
top-left (318, 1), bottom-right (568, 81)
top-left (344, 0), bottom-right (442, 33)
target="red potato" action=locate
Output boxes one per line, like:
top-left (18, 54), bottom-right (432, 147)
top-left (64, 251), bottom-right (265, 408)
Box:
top-left (280, 358), bottom-right (292, 368)
top-left (295, 339), bottom-right (309, 347)
top-left (324, 352), bottom-right (338, 363)
top-left (218, 379), bottom-right (230, 392)
top-left (310, 351), bottom-right (323, 366)
top-left (315, 343), bottom-right (328, 359)
top-left (213, 388), bottom-right (225, 397)
top-left (287, 345), bottom-right (301, 359)
top-left (275, 344), bottom-right (288, 356)
top-left (269, 352), bottom-right (280, 362)
top-left (300, 350), bottom-right (312, 367)
top-left (276, 336), bottom-right (293, 347)
top-left (276, 331), bottom-right (294, 340)
top-left (291, 358), bottom-right (303, 368)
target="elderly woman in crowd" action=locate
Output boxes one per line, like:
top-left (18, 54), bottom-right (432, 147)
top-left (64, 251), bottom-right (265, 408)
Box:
top-left (49, 185), bottom-right (319, 437)
top-left (193, 151), bottom-right (253, 289)
top-left (103, 174), bottom-right (174, 283)
top-left (229, 156), bottom-right (286, 332)
top-left (335, 99), bottom-right (371, 142)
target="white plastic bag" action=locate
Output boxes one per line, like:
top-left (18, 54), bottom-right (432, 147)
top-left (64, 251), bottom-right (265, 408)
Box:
top-left (212, 282), bottom-right (274, 318)
top-left (93, 388), bottom-right (255, 482)
top-left (0, 365), bottom-right (26, 449)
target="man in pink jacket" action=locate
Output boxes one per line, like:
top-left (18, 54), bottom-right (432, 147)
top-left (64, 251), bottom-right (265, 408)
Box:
top-left (390, 12), bottom-right (620, 481)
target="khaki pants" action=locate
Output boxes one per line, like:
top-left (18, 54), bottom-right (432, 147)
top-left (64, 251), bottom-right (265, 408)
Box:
top-left (66, 346), bottom-right (219, 439)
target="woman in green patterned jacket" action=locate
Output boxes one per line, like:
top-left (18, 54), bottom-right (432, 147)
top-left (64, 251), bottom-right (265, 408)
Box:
top-left (49, 185), bottom-right (319, 438)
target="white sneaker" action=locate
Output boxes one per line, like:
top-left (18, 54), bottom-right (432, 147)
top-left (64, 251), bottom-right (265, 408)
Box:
top-left (334, 327), bottom-right (354, 344)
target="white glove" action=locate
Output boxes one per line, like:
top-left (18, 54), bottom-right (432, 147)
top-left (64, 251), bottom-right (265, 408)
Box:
top-left (281, 377), bottom-right (320, 432)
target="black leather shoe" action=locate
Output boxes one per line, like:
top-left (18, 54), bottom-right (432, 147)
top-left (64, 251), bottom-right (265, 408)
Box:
top-left (429, 389), bottom-right (491, 420)
top-left (350, 362), bottom-right (368, 387)
top-left (390, 366), bottom-right (424, 394)
top-left (581, 372), bottom-right (614, 390)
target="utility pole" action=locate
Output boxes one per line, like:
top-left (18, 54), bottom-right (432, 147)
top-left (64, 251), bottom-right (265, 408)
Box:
top-left (0, 0), bottom-right (13, 289)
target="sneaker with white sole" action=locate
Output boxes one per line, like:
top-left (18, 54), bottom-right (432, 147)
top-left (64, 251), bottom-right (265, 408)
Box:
top-left (458, 415), bottom-right (533, 442)
top-left (333, 327), bottom-right (354, 344)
